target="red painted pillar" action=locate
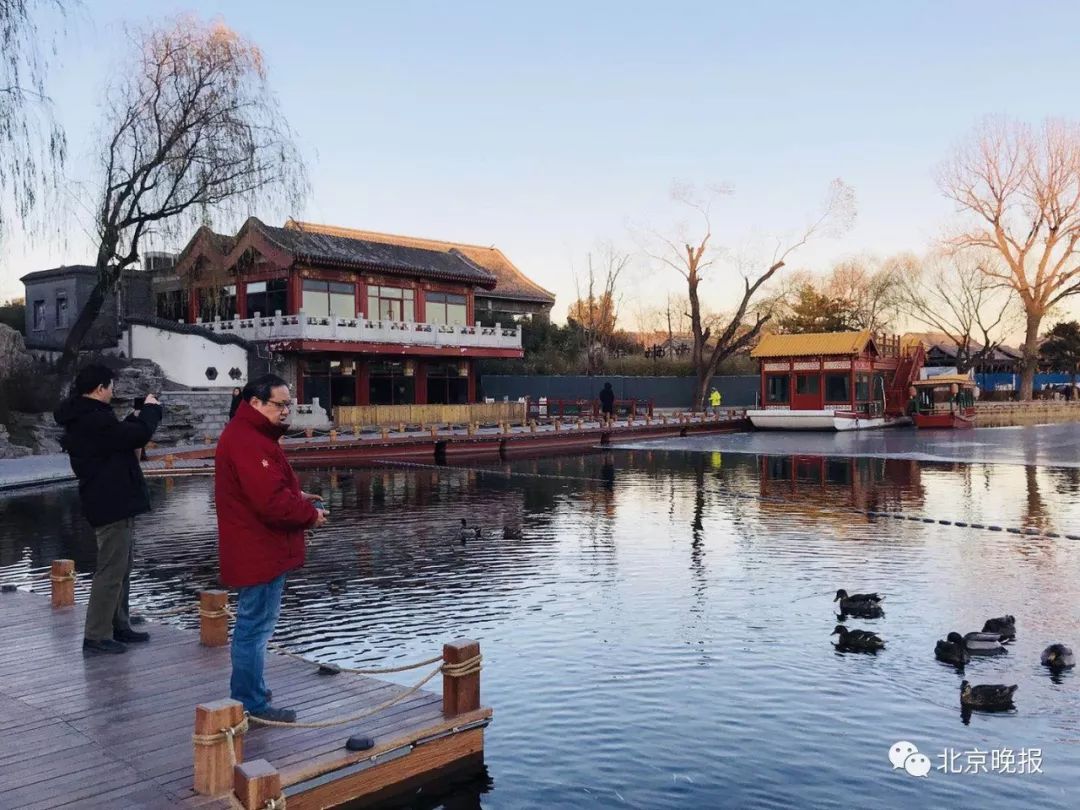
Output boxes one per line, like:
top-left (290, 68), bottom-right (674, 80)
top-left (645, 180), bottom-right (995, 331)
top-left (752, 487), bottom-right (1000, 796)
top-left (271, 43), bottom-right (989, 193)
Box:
top-left (467, 359), bottom-right (477, 402)
top-left (289, 271), bottom-right (302, 314)
top-left (415, 285), bottom-right (425, 323)
top-left (356, 281), bottom-right (365, 318)
top-left (237, 281), bottom-right (247, 319)
top-left (357, 359), bottom-right (370, 406)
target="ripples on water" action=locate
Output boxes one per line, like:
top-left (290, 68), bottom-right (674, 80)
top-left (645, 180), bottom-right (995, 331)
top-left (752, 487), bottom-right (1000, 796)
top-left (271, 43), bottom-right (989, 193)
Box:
top-left (2, 437), bottom-right (1079, 809)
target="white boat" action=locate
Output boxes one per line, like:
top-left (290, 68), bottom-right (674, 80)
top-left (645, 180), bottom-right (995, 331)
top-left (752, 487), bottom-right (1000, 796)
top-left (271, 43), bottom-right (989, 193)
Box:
top-left (746, 408), bottom-right (886, 431)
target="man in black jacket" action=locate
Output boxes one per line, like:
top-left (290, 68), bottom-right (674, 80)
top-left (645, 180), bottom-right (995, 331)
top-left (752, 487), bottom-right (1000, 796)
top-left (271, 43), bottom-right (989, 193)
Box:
top-left (54, 365), bottom-right (163, 654)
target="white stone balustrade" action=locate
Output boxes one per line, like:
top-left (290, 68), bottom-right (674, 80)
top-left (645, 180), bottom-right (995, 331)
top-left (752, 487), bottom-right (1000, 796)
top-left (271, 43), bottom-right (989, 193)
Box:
top-left (194, 312), bottom-right (522, 350)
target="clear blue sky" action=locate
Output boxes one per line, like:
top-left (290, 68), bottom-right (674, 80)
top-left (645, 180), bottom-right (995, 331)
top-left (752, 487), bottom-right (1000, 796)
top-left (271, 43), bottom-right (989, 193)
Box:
top-left (4, 0), bottom-right (1080, 327)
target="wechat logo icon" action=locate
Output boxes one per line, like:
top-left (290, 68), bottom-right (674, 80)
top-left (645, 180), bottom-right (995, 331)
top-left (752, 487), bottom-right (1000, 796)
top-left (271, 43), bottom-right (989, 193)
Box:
top-left (889, 741), bottom-right (931, 777)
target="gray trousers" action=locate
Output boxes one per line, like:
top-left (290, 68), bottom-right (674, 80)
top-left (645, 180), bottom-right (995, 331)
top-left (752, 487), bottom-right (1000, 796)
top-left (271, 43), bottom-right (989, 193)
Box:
top-left (84, 518), bottom-right (134, 641)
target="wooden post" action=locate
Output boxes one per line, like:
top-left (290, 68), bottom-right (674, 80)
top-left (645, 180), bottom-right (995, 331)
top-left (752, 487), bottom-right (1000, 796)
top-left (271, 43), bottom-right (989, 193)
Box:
top-left (662, 414), bottom-right (668, 425)
top-left (430, 425), bottom-right (438, 439)
top-left (204, 434), bottom-right (214, 445)
top-left (381, 427), bottom-right (390, 440)
top-left (234, 759), bottom-right (281, 810)
top-left (329, 429), bottom-right (337, 443)
top-left (199, 590), bottom-right (229, 647)
top-left (399, 422), bottom-right (406, 433)
top-left (194, 699), bottom-right (245, 796)
top-left (467, 422), bottom-right (476, 436)
top-left (554, 420), bottom-right (562, 432)
top-left (529, 420), bottom-right (536, 433)
top-left (576, 418), bottom-right (583, 429)
top-left (164, 453), bottom-right (175, 470)
top-left (50, 559), bottom-right (75, 608)
top-left (442, 638), bottom-right (481, 717)
top-left (645, 415), bottom-right (652, 425)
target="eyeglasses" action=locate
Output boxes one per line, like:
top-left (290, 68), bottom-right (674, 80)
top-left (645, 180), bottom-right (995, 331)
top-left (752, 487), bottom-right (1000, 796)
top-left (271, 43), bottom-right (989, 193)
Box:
top-left (265, 399), bottom-right (292, 411)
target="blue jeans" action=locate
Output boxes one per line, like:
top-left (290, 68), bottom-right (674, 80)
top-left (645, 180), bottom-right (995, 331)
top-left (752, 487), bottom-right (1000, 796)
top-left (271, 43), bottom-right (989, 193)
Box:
top-left (230, 573), bottom-right (286, 713)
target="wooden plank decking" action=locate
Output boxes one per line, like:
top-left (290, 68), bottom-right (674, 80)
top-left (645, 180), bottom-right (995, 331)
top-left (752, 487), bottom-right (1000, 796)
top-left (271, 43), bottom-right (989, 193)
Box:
top-left (0, 590), bottom-right (490, 809)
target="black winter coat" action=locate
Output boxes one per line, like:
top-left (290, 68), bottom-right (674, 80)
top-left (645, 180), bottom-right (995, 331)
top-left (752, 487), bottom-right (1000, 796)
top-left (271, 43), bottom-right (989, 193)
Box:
top-left (53, 397), bottom-right (163, 528)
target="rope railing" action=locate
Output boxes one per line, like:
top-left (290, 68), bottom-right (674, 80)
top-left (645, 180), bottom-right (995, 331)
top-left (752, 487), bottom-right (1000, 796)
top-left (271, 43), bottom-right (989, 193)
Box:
top-left (268, 643), bottom-right (442, 675)
top-left (246, 653), bottom-right (482, 730)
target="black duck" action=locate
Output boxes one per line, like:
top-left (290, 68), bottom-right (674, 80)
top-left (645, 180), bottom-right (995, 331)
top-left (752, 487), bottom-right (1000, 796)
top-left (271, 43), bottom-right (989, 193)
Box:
top-left (832, 625), bottom-right (885, 651)
top-left (834, 589), bottom-right (885, 617)
top-left (982, 615), bottom-right (1016, 640)
top-left (1041, 644), bottom-right (1075, 671)
top-left (935, 635), bottom-right (970, 666)
top-left (960, 680), bottom-right (1017, 710)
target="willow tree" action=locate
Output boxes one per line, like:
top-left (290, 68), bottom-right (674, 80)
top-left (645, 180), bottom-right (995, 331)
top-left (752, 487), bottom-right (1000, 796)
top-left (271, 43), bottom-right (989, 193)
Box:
top-left (59, 15), bottom-right (306, 370)
top-left (941, 117), bottom-right (1080, 399)
top-left (646, 180), bottom-right (855, 409)
top-left (0, 0), bottom-right (68, 246)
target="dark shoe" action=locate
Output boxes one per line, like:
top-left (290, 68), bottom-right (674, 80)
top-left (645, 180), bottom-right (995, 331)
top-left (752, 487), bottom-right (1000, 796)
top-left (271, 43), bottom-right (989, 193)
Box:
top-left (83, 638), bottom-right (127, 655)
top-left (250, 706), bottom-right (297, 723)
top-left (114, 628), bottom-right (150, 643)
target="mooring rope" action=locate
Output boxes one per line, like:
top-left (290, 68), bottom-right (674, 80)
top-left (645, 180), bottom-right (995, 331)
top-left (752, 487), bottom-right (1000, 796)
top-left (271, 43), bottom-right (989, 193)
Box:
top-left (247, 654), bottom-right (482, 730)
top-left (192, 716), bottom-right (249, 769)
top-left (268, 643), bottom-right (442, 675)
top-left (262, 796), bottom-right (286, 810)
top-left (48, 572), bottom-right (77, 583)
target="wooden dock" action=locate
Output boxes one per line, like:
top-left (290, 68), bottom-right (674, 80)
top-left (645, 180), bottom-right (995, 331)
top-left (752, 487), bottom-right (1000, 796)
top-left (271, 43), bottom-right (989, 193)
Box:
top-left (0, 588), bottom-right (490, 809)
top-left (152, 412), bottom-right (749, 471)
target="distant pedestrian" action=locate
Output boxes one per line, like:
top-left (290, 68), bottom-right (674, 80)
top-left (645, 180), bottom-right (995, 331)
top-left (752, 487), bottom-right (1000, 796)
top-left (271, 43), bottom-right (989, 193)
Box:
top-left (708, 387), bottom-right (722, 416)
top-left (215, 374), bottom-right (327, 723)
top-left (229, 387), bottom-right (242, 419)
top-left (54, 364), bottom-right (162, 655)
top-left (599, 382), bottom-right (615, 422)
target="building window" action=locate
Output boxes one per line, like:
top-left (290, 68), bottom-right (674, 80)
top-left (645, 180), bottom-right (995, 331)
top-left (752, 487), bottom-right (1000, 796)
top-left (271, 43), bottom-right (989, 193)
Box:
top-left (765, 374), bottom-right (789, 404)
top-left (197, 285), bottom-right (236, 321)
top-left (301, 357), bottom-right (357, 408)
top-left (246, 279), bottom-right (288, 317)
top-left (424, 292), bottom-right (467, 325)
top-left (825, 373), bottom-right (850, 403)
top-left (55, 294), bottom-right (68, 328)
top-left (795, 374), bottom-right (819, 395)
top-left (426, 361), bottom-right (468, 404)
top-left (156, 289), bottom-right (189, 322)
top-left (367, 286), bottom-right (415, 322)
top-left (369, 360), bottom-right (415, 405)
top-left (33, 299), bottom-right (45, 330)
top-left (301, 280), bottom-right (355, 317)
top-left (855, 373), bottom-right (871, 401)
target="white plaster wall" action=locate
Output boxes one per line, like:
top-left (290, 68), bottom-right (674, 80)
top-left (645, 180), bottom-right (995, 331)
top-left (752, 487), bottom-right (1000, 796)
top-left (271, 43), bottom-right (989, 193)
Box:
top-left (124, 324), bottom-right (247, 388)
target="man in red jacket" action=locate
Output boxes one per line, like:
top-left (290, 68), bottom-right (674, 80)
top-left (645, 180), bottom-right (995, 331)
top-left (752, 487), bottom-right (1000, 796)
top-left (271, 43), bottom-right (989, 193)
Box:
top-left (215, 374), bottom-right (327, 722)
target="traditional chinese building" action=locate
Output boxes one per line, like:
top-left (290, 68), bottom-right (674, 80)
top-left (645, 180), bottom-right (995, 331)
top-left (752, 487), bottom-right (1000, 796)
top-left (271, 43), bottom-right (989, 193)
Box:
top-left (168, 218), bottom-right (534, 409)
top-left (746, 330), bottom-right (924, 430)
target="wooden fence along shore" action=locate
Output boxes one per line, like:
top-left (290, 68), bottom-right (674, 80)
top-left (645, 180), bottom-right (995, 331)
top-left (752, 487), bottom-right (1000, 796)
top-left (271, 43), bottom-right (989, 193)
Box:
top-left (974, 401), bottom-right (1080, 427)
top-left (0, 575), bottom-right (491, 809)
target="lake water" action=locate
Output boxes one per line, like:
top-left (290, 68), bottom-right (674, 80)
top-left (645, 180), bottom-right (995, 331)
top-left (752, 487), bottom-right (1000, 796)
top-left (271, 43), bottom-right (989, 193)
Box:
top-left (1, 424), bottom-right (1078, 809)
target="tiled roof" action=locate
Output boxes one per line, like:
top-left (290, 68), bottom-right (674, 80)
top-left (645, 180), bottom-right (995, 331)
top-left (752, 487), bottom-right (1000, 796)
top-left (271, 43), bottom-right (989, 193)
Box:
top-left (913, 373), bottom-right (976, 387)
top-left (751, 330), bottom-right (873, 358)
top-left (260, 220), bottom-right (496, 288)
top-left (20, 265), bottom-right (97, 283)
top-left (286, 220), bottom-right (555, 305)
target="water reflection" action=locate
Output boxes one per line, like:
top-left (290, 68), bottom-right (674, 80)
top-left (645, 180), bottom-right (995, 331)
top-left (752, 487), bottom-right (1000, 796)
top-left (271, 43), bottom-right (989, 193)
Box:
top-left (2, 446), bottom-right (1080, 808)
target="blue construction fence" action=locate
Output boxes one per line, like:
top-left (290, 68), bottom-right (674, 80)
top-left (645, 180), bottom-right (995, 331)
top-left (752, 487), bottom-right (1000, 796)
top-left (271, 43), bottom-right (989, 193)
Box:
top-left (973, 371), bottom-right (1076, 392)
top-left (478, 374), bottom-right (760, 409)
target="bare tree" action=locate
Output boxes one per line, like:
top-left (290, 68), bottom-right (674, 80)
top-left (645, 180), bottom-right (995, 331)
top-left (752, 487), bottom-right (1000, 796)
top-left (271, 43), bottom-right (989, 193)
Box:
top-left (645, 180), bottom-right (855, 409)
top-left (893, 251), bottom-right (1016, 373)
top-left (940, 116), bottom-right (1080, 399)
top-left (0, 0), bottom-right (69, 245)
top-left (569, 246), bottom-right (629, 374)
top-left (825, 256), bottom-right (899, 332)
top-left (58, 15), bottom-right (306, 370)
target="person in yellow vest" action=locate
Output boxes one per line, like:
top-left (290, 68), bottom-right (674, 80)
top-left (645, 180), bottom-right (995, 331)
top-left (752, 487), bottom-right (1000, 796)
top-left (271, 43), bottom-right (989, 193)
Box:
top-left (708, 387), bottom-right (722, 416)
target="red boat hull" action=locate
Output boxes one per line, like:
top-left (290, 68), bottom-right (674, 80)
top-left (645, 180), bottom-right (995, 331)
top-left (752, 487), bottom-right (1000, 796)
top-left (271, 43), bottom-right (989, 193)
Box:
top-left (912, 411), bottom-right (975, 429)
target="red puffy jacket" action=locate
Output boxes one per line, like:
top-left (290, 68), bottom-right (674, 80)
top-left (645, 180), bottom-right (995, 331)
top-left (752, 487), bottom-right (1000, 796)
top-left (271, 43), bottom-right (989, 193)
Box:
top-left (215, 400), bottom-right (318, 587)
